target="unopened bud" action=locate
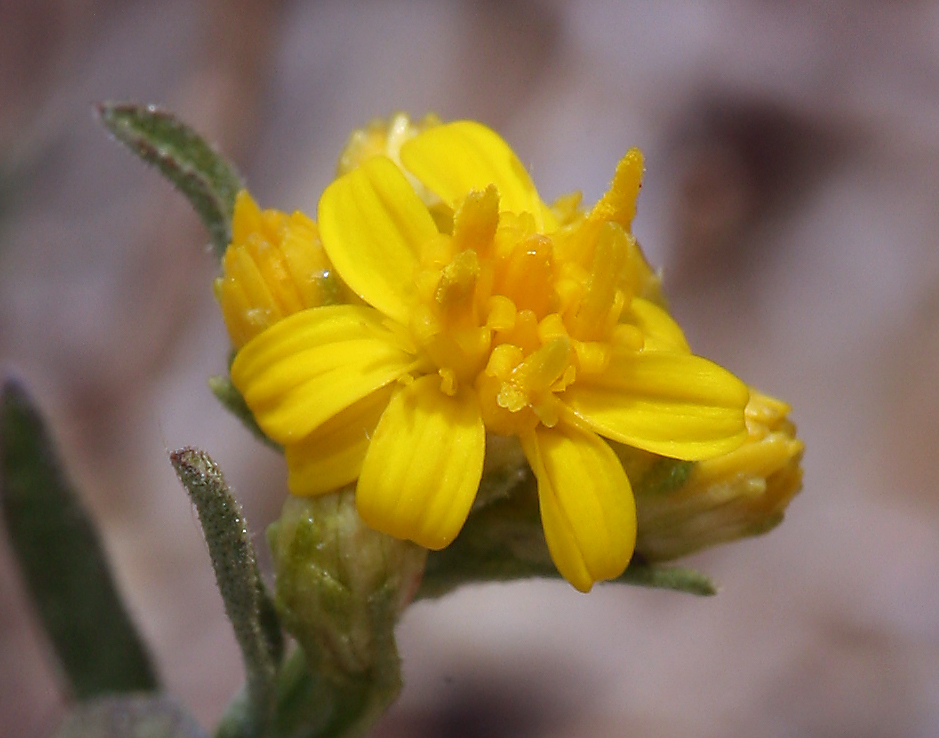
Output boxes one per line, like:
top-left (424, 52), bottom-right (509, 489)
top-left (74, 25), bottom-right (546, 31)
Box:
top-left (267, 492), bottom-right (426, 677)
top-left (628, 389), bottom-right (803, 562)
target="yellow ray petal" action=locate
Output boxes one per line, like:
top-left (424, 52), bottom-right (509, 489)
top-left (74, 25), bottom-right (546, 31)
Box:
top-left (319, 156), bottom-right (437, 324)
top-left (285, 384), bottom-right (396, 497)
top-left (627, 297), bottom-right (690, 353)
top-left (356, 375), bottom-right (485, 550)
top-left (563, 352), bottom-right (749, 460)
top-left (401, 121), bottom-right (556, 229)
top-left (231, 305), bottom-right (413, 443)
top-left (521, 425), bottom-right (636, 592)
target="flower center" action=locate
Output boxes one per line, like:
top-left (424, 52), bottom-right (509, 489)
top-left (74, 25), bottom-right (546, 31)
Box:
top-left (410, 186), bottom-right (640, 435)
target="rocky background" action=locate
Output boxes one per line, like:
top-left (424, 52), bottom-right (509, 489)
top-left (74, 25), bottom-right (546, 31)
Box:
top-left (2, 1), bottom-right (938, 736)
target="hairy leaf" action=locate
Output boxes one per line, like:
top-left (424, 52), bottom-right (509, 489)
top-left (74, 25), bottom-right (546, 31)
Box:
top-left (96, 102), bottom-right (243, 258)
top-left (0, 377), bottom-right (158, 698)
top-left (170, 447), bottom-right (282, 738)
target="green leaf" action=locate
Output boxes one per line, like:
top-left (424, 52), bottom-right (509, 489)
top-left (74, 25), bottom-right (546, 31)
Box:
top-left (96, 102), bottom-right (243, 258)
top-left (0, 377), bottom-right (159, 699)
top-left (416, 468), bottom-right (716, 598)
top-left (170, 447), bottom-right (282, 738)
top-left (54, 695), bottom-right (208, 738)
top-left (613, 556), bottom-right (716, 595)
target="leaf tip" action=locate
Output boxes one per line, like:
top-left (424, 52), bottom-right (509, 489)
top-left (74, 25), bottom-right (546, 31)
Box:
top-left (169, 445), bottom-right (216, 480)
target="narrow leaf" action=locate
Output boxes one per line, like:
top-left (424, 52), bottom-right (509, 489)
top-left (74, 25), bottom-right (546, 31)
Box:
top-left (170, 447), bottom-right (282, 738)
top-left (0, 377), bottom-right (159, 698)
top-left (54, 695), bottom-right (208, 738)
top-left (613, 556), bottom-right (716, 595)
top-left (95, 102), bottom-right (243, 258)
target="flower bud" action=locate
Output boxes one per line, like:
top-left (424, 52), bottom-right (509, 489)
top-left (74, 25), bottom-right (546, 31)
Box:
top-left (628, 389), bottom-right (803, 562)
top-left (267, 492), bottom-right (426, 676)
top-left (214, 191), bottom-right (352, 348)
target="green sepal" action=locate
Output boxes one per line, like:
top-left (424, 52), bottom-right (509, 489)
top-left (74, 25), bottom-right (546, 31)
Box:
top-left (95, 102), bottom-right (243, 259)
top-left (170, 447), bottom-right (283, 738)
top-left (208, 375), bottom-right (280, 451)
top-left (53, 695), bottom-right (208, 738)
top-left (633, 457), bottom-right (694, 498)
top-left (416, 468), bottom-right (716, 599)
top-left (0, 377), bottom-right (159, 699)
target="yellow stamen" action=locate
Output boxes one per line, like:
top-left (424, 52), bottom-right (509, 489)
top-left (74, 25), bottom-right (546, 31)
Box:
top-left (435, 249), bottom-right (480, 312)
top-left (498, 337), bottom-right (572, 409)
top-left (451, 185), bottom-right (499, 258)
top-left (568, 222), bottom-right (630, 341)
top-left (494, 234), bottom-right (555, 317)
top-left (486, 295), bottom-right (516, 331)
top-left (589, 148), bottom-right (644, 229)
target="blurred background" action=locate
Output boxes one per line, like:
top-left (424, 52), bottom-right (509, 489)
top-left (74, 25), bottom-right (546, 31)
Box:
top-left (2, 1), bottom-right (939, 736)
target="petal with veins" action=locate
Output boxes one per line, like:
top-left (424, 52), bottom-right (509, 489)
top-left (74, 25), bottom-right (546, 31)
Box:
top-left (319, 156), bottom-right (437, 324)
top-left (563, 351), bottom-right (749, 460)
top-left (231, 305), bottom-right (413, 443)
top-left (285, 384), bottom-right (396, 496)
top-left (357, 375), bottom-right (486, 550)
top-left (522, 424), bottom-right (636, 592)
top-left (401, 121), bottom-right (555, 229)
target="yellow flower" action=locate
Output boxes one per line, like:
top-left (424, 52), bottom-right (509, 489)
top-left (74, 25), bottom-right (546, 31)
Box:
top-left (223, 119), bottom-right (750, 591)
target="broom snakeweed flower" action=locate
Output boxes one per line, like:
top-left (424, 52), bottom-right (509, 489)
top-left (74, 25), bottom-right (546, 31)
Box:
top-left (220, 118), bottom-right (750, 591)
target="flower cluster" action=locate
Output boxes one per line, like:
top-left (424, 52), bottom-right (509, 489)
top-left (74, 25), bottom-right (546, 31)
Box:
top-left (216, 114), bottom-right (753, 591)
